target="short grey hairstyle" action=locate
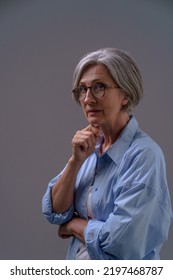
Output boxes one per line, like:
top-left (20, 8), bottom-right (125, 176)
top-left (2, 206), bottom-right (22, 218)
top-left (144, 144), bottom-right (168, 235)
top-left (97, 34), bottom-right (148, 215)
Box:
top-left (72, 47), bottom-right (143, 112)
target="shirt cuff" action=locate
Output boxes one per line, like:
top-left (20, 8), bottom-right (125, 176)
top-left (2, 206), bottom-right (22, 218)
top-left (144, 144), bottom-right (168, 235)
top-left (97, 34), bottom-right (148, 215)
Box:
top-left (42, 185), bottom-right (74, 225)
top-left (84, 219), bottom-right (107, 259)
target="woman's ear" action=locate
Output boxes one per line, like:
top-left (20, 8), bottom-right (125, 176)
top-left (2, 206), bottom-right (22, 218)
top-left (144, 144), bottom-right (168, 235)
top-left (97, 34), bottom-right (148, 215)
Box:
top-left (122, 96), bottom-right (129, 105)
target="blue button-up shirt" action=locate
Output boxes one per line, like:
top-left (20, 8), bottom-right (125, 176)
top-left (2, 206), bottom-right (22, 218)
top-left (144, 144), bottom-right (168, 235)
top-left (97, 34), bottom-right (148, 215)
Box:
top-left (42, 116), bottom-right (172, 259)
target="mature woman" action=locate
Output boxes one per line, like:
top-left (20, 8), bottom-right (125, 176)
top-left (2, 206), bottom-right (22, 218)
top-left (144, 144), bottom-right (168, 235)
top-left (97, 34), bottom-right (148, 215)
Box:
top-left (42, 48), bottom-right (172, 259)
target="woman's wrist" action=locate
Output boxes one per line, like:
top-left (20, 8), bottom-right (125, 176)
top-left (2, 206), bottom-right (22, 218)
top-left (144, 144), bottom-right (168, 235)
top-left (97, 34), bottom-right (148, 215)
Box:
top-left (68, 156), bottom-right (84, 169)
top-left (70, 217), bottom-right (87, 244)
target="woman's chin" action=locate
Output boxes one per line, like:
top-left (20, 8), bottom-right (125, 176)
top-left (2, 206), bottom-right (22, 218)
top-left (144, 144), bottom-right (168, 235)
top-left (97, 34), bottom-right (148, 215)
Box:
top-left (88, 119), bottom-right (101, 127)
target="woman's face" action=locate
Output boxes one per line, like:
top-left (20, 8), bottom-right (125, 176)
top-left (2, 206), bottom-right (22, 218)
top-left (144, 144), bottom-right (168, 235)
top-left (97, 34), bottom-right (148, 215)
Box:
top-left (79, 64), bottom-right (128, 128)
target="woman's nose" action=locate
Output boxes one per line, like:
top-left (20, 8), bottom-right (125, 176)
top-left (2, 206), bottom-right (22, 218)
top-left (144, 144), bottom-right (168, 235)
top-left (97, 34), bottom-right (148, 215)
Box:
top-left (83, 88), bottom-right (96, 103)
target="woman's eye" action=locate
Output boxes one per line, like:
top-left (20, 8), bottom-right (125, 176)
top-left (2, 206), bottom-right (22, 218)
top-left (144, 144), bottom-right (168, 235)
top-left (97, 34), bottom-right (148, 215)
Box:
top-left (94, 83), bottom-right (105, 91)
top-left (79, 86), bottom-right (87, 93)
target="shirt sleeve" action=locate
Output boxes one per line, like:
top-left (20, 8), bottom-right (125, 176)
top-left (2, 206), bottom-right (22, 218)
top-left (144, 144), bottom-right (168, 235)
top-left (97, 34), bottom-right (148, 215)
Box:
top-left (84, 147), bottom-right (172, 259)
top-left (42, 170), bottom-right (74, 225)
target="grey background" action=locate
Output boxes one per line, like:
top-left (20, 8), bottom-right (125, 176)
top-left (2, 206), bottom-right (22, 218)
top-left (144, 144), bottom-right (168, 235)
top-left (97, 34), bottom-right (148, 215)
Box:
top-left (0, 0), bottom-right (173, 259)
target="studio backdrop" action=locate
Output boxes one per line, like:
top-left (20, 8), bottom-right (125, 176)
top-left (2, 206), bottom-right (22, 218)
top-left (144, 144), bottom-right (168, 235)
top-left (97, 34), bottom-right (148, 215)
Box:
top-left (0, 0), bottom-right (173, 259)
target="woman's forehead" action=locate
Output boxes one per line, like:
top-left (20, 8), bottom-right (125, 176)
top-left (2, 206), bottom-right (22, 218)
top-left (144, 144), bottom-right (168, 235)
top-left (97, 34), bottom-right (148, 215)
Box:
top-left (79, 64), bottom-right (112, 84)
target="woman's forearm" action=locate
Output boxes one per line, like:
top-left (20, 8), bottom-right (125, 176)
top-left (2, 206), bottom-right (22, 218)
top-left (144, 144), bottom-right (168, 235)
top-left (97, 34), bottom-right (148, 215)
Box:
top-left (58, 217), bottom-right (87, 244)
top-left (51, 157), bottom-right (81, 213)
top-left (52, 125), bottom-right (100, 213)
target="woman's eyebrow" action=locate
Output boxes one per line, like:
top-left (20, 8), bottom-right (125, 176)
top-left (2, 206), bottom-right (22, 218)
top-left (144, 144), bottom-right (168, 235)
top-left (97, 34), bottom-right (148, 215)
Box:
top-left (79, 78), bottom-right (104, 85)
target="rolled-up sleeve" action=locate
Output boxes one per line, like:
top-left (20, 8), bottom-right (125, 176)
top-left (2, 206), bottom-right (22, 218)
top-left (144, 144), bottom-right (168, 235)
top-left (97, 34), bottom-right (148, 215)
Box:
top-left (42, 173), bottom-right (74, 225)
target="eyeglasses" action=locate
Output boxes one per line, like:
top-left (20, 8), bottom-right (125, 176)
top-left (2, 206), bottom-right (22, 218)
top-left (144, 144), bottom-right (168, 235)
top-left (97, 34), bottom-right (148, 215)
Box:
top-left (72, 83), bottom-right (119, 102)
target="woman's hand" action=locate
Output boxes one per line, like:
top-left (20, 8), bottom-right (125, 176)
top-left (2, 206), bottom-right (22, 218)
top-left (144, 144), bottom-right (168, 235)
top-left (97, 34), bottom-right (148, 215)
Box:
top-left (71, 125), bottom-right (100, 164)
top-left (58, 217), bottom-right (87, 244)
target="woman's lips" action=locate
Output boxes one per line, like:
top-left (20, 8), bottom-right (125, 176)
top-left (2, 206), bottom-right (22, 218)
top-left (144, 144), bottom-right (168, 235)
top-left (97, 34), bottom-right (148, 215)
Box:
top-left (87, 109), bottom-right (101, 115)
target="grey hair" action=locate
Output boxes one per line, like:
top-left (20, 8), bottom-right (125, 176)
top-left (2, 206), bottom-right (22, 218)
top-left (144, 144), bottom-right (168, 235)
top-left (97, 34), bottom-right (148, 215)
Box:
top-left (72, 47), bottom-right (143, 112)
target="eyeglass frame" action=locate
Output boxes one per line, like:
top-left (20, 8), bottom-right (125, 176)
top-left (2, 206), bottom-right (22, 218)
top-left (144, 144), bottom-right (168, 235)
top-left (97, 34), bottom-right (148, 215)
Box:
top-left (72, 83), bottom-right (120, 102)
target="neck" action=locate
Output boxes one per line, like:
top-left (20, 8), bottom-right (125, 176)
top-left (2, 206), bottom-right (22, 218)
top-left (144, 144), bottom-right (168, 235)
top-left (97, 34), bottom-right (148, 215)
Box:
top-left (100, 113), bottom-right (130, 153)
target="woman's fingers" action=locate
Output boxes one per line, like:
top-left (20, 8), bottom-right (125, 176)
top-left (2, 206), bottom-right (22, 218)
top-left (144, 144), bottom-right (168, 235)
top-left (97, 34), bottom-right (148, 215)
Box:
top-left (58, 223), bottom-right (72, 239)
top-left (71, 125), bottom-right (101, 162)
top-left (73, 132), bottom-right (94, 151)
top-left (73, 125), bottom-right (100, 149)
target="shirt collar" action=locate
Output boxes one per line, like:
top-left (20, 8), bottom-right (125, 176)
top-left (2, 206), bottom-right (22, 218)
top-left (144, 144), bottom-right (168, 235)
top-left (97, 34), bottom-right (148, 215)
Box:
top-left (96, 116), bottom-right (139, 166)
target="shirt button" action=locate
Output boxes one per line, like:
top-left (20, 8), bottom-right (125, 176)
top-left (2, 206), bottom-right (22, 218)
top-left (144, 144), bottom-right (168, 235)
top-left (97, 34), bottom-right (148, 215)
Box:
top-left (95, 188), bottom-right (98, 191)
